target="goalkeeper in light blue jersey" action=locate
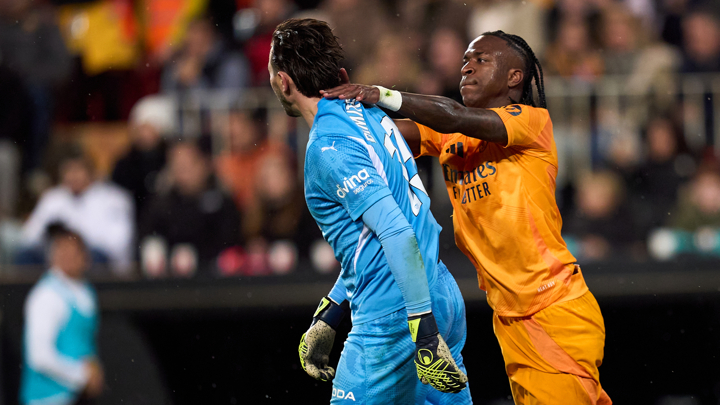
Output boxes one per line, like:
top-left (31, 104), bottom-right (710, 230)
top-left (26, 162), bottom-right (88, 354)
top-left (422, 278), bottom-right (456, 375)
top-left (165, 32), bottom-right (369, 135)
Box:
top-left (268, 18), bottom-right (472, 404)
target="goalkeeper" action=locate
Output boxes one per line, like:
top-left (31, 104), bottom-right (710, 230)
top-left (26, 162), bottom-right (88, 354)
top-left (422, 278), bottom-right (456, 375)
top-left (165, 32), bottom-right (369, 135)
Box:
top-left (268, 19), bottom-right (471, 404)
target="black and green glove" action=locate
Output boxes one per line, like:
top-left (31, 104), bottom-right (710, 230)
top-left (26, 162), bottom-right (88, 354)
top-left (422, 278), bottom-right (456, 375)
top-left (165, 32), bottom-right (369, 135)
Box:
top-left (299, 297), bottom-right (348, 382)
top-left (408, 312), bottom-right (468, 393)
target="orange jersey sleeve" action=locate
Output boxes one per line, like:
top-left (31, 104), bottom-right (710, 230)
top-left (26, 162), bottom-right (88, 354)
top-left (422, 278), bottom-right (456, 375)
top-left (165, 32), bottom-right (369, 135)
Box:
top-left (416, 105), bottom-right (585, 317)
top-left (416, 124), bottom-right (447, 158)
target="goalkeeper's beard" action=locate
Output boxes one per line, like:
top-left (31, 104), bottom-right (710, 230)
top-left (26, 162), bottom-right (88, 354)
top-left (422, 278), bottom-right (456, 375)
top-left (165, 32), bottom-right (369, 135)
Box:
top-left (272, 85), bottom-right (302, 118)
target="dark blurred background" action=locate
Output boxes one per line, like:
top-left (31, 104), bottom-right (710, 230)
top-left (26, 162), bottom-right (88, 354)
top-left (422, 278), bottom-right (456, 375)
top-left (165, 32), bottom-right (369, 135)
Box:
top-left (1, 0), bottom-right (720, 404)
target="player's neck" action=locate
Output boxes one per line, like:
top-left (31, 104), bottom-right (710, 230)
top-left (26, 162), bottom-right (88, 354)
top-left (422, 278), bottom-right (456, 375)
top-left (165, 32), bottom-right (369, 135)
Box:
top-left (296, 95), bottom-right (323, 127)
top-left (481, 92), bottom-right (523, 109)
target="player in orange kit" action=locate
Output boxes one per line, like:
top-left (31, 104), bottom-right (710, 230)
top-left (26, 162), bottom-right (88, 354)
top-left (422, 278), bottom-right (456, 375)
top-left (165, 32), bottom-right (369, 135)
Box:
top-left (321, 31), bottom-right (611, 404)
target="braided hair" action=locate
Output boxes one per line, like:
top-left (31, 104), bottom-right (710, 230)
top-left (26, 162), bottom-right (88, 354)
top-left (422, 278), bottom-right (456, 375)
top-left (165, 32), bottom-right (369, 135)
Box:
top-left (482, 30), bottom-right (546, 109)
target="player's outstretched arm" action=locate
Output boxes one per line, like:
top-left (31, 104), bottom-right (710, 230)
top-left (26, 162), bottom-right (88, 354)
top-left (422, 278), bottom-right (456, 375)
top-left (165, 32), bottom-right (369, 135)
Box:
top-left (299, 296), bottom-right (349, 382)
top-left (321, 84), bottom-right (508, 145)
top-left (362, 195), bottom-right (468, 393)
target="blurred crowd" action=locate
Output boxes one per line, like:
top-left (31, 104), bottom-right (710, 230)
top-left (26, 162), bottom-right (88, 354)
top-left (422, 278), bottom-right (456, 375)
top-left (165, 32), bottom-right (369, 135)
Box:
top-left (1, 0), bottom-right (720, 279)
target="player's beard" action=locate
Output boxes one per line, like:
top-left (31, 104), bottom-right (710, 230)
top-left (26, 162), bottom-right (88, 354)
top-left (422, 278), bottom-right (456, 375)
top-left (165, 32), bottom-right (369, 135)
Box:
top-left (272, 83), bottom-right (301, 118)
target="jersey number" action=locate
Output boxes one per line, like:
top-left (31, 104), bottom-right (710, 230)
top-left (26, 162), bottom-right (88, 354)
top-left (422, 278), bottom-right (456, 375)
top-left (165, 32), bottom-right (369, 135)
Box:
top-left (380, 116), bottom-right (428, 216)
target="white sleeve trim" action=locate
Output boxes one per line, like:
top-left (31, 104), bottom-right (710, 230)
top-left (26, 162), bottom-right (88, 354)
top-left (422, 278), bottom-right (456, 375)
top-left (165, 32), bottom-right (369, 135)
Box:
top-left (25, 286), bottom-right (89, 389)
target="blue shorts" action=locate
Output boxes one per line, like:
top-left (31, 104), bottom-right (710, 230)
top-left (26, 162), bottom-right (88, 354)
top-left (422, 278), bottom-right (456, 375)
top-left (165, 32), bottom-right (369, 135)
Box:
top-left (330, 262), bottom-right (472, 404)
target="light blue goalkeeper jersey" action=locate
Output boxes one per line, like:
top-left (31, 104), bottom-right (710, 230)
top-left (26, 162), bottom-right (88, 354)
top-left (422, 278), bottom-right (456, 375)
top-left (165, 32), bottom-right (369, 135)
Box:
top-left (304, 98), bottom-right (442, 325)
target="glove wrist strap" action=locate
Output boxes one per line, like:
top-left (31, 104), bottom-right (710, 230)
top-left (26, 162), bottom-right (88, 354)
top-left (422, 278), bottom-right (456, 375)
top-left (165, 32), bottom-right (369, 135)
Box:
top-left (312, 297), bottom-right (349, 330)
top-left (408, 312), bottom-right (439, 342)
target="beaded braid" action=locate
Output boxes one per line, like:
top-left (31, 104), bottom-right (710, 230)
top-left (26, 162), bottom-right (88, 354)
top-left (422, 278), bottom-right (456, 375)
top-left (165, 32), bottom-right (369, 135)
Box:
top-left (482, 30), bottom-right (547, 109)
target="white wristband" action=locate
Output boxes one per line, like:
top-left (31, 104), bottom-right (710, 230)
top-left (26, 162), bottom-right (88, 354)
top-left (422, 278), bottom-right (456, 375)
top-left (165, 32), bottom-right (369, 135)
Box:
top-left (374, 86), bottom-right (402, 112)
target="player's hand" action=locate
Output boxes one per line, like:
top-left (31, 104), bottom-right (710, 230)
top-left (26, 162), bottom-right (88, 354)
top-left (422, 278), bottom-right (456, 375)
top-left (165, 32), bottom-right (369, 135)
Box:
top-left (83, 359), bottom-right (104, 398)
top-left (321, 83), bottom-right (380, 104)
top-left (299, 320), bottom-right (336, 381)
top-left (409, 313), bottom-right (468, 394)
top-left (298, 297), bottom-right (348, 382)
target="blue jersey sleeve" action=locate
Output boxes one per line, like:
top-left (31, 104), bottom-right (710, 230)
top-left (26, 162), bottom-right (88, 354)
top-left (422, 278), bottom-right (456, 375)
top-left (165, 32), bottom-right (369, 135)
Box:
top-left (328, 271), bottom-right (348, 305)
top-left (362, 195), bottom-right (431, 316)
top-left (308, 135), bottom-right (392, 221)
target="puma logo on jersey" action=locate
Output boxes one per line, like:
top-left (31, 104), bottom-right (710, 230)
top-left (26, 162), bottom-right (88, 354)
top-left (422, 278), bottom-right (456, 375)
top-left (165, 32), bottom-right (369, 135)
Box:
top-left (332, 388), bottom-right (356, 401)
top-left (336, 169), bottom-right (372, 198)
top-left (321, 141), bottom-right (337, 153)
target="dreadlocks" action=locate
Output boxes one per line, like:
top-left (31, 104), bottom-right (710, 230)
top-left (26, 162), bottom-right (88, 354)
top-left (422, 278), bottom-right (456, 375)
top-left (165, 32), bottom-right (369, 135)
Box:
top-left (482, 30), bottom-right (546, 109)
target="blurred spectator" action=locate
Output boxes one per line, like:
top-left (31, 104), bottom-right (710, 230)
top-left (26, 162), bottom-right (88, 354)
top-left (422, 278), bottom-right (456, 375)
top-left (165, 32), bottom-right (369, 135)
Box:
top-left (0, 66), bottom-right (31, 147)
top-left (660, 0), bottom-right (691, 48)
top-left (316, 0), bottom-right (390, 72)
top-left (600, 4), bottom-right (679, 93)
top-left (56, 0), bottom-right (140, 121)
top-left (0, 67), bottom-right (27, 217)
top-left (595, 112), bottom-right (643, 182)
top-left (244, 154), bottom-right (320, 257)
top-left (546, 0), bottom-right (603, 46)
top-left (356, 32), bottom-right (422, 92)
top-left (20, 228), bottom-right (103, 405)
top-left (544, 17), bottom-right (604, 81)
top-left (468, 0), bottom-right (548, 57)
top-left (56, 0), bottom-right (138, 77)
top-left (18, 151), bottom-right (134, 274)
top-left (0, 138), bottom-right (20, 218)
top-left (237, 0), bottom-right (294, 85)
top-left (395, 0), bottom-right (470, 41)
top-left (112, 95), bottom-right (176, 218)
top-left (140, 0), bottom-right (208, 64)
top-left (416, 28), bottom-right (465, 102)
top-left (668, 164), bottom-right (720, 231)
top-left (631, 117), bottom-right (692, 236)
top-left (681, 5), bottom-right (720, 73)
top-left (161, 16), bottom-right (250, 92)
top-left (139, 141), bottom-right (242, 277)
top-left (205, 0), bottom-right (238, 41)
top-left (215, 108), bottom-right (292, 211)
top-left (0, 0), bottom-right (72, 172)
top-left (563, 170), bottom-right (639, 260)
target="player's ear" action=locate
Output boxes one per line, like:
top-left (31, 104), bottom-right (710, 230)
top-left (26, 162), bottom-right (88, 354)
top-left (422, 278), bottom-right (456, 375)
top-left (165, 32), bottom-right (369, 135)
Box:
top-left (338, 68), bottom-right (350, 85)
top-left (278, 71), bottom-right (294, 94)
top-left (508, 68), bottom-right (523, 89)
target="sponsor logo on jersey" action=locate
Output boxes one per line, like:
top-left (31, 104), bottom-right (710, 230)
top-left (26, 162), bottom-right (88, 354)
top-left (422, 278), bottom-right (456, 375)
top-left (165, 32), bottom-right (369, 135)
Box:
top-left (442, 161), bottom-right (496, 184)
top-left (505, 104), bottom-right (522, 116)
top-left (332, 388), bottom-right (356, 401)
top-left (443, 161), bottom-right (497, 205)
top-left (336, 169), bottom-right (372, 198)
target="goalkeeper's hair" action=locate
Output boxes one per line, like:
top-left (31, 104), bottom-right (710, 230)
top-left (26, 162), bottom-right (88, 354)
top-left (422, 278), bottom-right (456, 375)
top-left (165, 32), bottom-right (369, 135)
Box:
top-left (271, 18), bottom-right (344, 98)
top-left (482, 30), bottom-right (547, 109)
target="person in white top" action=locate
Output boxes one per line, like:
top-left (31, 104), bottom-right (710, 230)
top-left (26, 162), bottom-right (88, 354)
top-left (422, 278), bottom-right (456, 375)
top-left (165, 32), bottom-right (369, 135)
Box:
top-left (19, 152), bottom-right (134, 275)
top-left (20, 228), bottom-right (104, 405)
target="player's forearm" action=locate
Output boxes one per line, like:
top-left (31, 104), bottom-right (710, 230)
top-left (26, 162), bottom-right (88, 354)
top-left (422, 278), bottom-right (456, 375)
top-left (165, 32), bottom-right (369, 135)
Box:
top-left (362, 196), bottom-right (431, 316)
top-left (395, 92), bottom-right (507, 144)
top-left (379, 227), bottom-right (431, 315)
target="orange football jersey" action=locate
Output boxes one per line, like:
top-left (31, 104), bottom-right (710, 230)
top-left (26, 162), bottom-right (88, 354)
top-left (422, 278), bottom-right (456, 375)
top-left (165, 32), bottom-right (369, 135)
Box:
top-left (416, 104), bottom-right (587, 317)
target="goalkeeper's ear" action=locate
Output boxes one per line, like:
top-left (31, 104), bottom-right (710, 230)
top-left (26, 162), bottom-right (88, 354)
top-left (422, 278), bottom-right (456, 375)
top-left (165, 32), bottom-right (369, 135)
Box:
top-left (338, 68), bottom-right (350, 85)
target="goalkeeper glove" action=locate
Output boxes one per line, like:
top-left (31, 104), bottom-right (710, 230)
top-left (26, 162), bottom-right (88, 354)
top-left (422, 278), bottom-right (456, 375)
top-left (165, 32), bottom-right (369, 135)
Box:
top-left (408, 312), bottom-right (468, 393)
top-left (299, 297), bottom-right (348, 382)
